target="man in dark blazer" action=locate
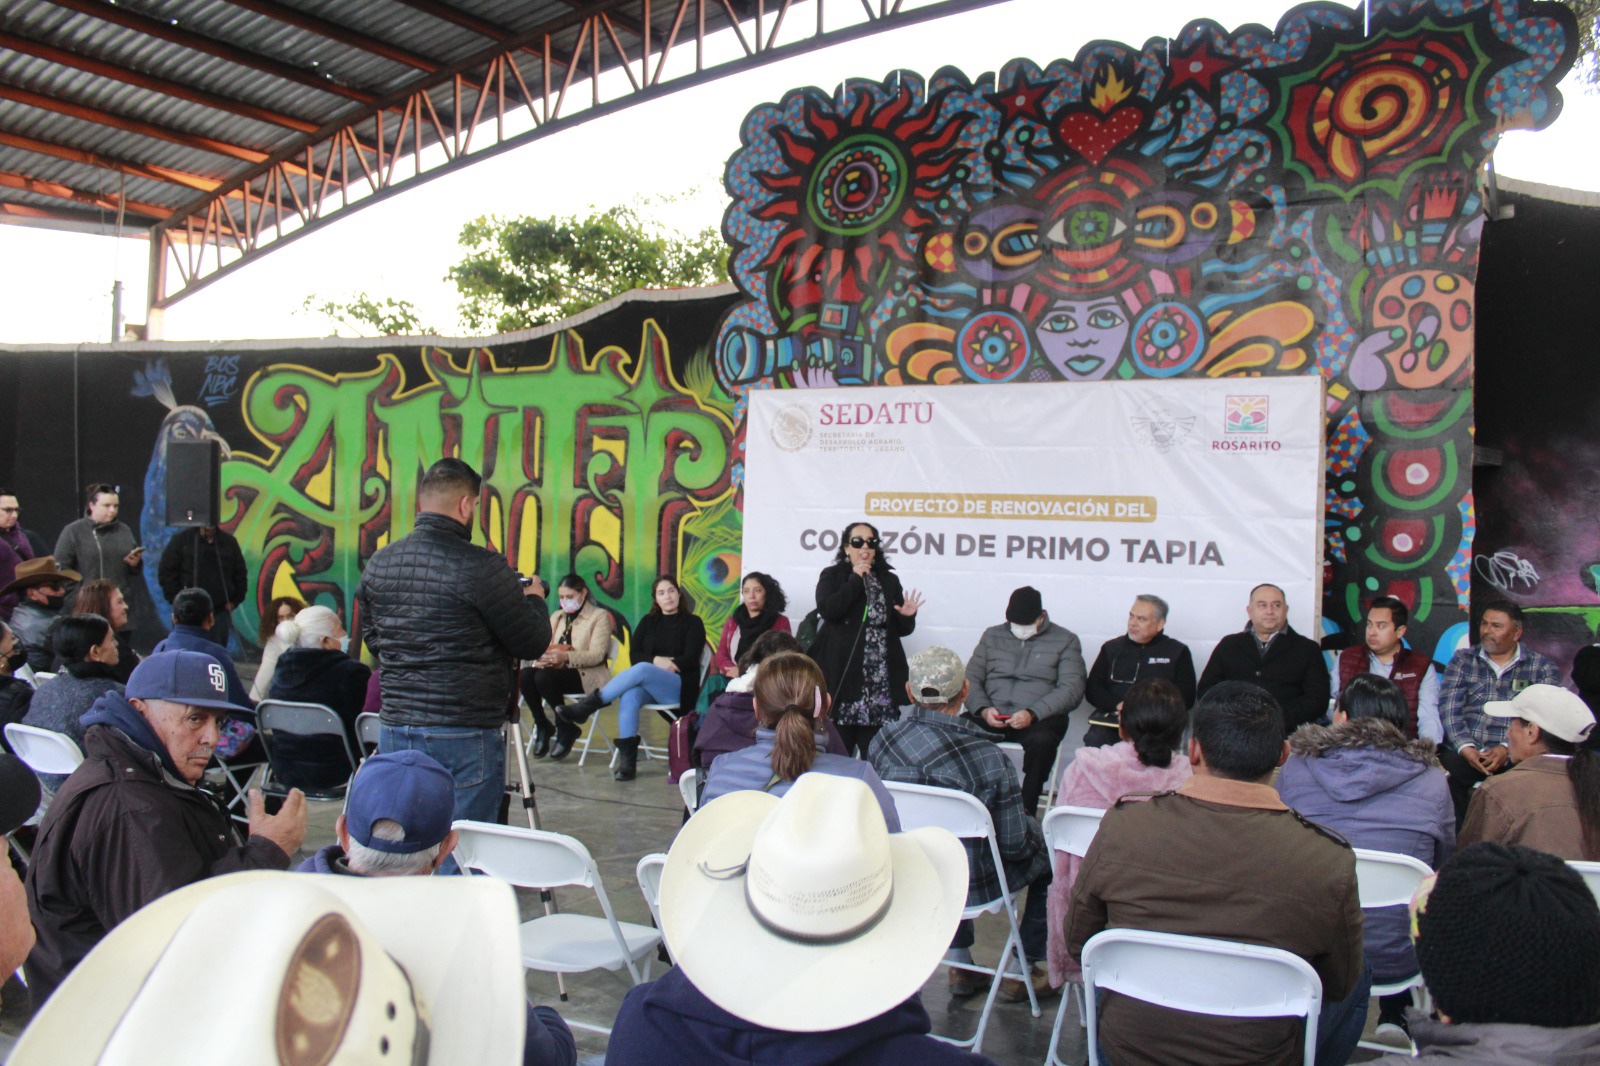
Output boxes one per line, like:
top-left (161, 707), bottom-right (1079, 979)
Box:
top-left (1197, 583), bottom-right (1330, 733)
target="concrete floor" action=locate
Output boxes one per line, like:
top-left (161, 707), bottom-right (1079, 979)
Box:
top-left (0, 699), bottom-right (1405, 1064)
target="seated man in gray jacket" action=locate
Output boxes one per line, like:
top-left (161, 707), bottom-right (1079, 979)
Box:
top-left (964, 586), bottom-right (1085, 813)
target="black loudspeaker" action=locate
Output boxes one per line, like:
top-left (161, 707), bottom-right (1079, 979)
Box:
top-left (166, 440), bottom-right (221, 526)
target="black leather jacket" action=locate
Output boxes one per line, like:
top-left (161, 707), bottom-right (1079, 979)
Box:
top-left (356, 512), bottom-right (550, 729)
top-left (11, 600), bottom-right (60, 674)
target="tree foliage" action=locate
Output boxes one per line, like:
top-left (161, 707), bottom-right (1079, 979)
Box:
top-left (307, 194), bottom-right (729, 337)
top-left (1570, 0), bottom-right (1600, 87)
top-left (301, 292), bottom-right (433, 337)
top-left (446, 202), bottom-right (728, 334)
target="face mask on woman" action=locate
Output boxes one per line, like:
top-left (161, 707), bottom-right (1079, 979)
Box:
top-left (337, 635), bottom-right (351, 655)
top-left (560, 596), bottom-right (582, 614)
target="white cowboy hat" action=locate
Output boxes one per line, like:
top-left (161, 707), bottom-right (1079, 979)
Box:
top-left (10, 871), bottom-right (525, 1065)
top-left (661, 773), bottom-right (967, 1032)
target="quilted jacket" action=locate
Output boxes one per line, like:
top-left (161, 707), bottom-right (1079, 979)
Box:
top-left (356, 512), bottom-right (550, 729)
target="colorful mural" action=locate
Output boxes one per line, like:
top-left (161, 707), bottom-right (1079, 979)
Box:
top-left (714, 0), bottom-right (1577, 657)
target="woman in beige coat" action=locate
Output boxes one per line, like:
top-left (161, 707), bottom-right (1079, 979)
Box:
top-left (519, 574), bottom-right (614, 757)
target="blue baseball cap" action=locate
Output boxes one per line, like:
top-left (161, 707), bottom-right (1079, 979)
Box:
top-left (125, 650), bottom-right (250, 714)
top-left (345, 751), bottom-right (456, 854)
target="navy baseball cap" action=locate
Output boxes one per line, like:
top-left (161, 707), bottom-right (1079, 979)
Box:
top-left (125, 650), bottom-right (250, 714)
top-left (345, 751), bottom-right (456, 854)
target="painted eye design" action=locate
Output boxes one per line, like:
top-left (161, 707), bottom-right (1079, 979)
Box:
top-left (1040, 312), bottom-right (1078, 333)
top-left (1087, 309), bottom-right (1126, 329)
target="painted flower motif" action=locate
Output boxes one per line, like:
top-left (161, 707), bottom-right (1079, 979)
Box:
top-left (753, 85), bottom-right (967, 316)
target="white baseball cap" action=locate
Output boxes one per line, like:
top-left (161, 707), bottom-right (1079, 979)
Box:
top-left (1484, 684), bottom-right (1597, 744)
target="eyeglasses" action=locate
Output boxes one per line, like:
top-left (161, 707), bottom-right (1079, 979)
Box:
top-left (849, 536), bottom-right (881, 549)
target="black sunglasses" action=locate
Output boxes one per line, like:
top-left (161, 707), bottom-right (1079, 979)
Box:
top-left (849, 536), bottom-right (881, 549)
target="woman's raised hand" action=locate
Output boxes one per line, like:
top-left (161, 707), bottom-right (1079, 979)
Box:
top-left (895, 589), bottom-right (925, 616)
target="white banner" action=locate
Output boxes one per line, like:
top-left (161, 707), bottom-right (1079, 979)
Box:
top-left (742, 377), bottom-right (1325, 680)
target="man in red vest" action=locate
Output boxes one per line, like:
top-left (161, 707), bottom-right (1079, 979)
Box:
top-left (1335, 595), bottom-right (1440, 742)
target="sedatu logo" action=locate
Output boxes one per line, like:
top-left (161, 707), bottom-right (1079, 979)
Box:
top-left (817, 400), bottom-right (935, 426)
top-left (769, 404), bottom-right (813, 452)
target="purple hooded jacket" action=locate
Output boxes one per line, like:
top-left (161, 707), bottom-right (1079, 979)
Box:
top-left (1277, 716), bottom-right (1453, 982)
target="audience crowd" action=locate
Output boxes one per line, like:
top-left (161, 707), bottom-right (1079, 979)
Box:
top-left (2, 480), bottom-right (1600, 1066)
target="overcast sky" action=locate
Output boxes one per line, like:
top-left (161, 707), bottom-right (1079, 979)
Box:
top-left (2, 0), bottom-right (1594, 344)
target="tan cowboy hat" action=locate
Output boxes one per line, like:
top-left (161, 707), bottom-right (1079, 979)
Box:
top-left (661, 773), bottom-right (968, 1032)
top-left (10, 871), bottom-right (526, 1065)
top-left (0, 556), bottom-right (80, 599)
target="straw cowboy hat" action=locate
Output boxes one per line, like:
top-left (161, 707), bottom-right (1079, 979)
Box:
top-left (660, 773), bottom-right (968, 1032)
top-left (9, 871), bottom-right (525, 1065)
top-left (0, 556), bottom-right (80, 599)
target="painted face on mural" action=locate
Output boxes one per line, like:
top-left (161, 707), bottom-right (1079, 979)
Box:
top-left (1037, 297), bottom-right (1130, 381)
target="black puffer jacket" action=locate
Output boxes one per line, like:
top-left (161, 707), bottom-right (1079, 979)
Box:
top-left (357, 512), bottom-right (550, 729)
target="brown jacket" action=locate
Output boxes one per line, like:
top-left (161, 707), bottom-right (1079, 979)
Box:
top-left (545, 601), bottom-right (614, 695)
top-left (1066, 775), bottom-right (1363, 1066)
top-left (1459, 754), bottom-right (1592, 860)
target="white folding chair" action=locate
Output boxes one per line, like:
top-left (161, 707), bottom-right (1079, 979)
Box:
top-left (1041, 805), bottom-right (1106, 1065)
top-left (255, 699), bottom-right (360, 801)
top-left (4, 724), bottom-right (84, 778)
top-left (353, 711), bottom-right (382, 760)
top-left (1569, 860), bottom-right (1600, 906)
top-left (452, 820), bottom-right (662, 1034)
top-left (636, 852), bottom-right (671, 962)
top-left (1082, 928), bottom-right (1322, 1066)
top-left (639, 644), bottom-right (712, 763)
top-left (678, 767), bottom-right (698, 813)
top-left (567, 636), bottom-right (623, 768)
top-left (884, 780), bottom-right (1039, 1054)
top-left (1351, 848), bottom-right (1433, 1052)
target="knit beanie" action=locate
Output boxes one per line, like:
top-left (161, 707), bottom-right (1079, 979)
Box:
top-left (1413, 842), bottom-right (1600, 1028)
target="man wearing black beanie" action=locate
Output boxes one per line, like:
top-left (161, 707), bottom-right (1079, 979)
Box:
top-left (1365, 842), bottom-right (1600, 1063)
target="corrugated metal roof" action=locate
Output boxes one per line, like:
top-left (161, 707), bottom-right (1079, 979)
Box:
top-left (0, 0), bottom-right (1009, 305)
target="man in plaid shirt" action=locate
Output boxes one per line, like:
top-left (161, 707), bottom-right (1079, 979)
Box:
top-left (1438, 600), bottom-right (1561, 826)
top-left (870, 645), bottom-right (1053, 1003)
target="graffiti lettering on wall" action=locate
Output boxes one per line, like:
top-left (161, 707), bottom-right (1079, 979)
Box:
top-left (132, 325), bottom-right (739, 644)
top-left (714, 0), bottom-right (1576, 656)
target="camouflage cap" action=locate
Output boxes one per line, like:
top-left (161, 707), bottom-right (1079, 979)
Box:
top-left (907, 646), bottom-right (966, 703)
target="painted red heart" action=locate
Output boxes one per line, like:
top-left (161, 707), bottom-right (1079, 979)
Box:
top-left (1057, 106), bottom-right (1143, 164)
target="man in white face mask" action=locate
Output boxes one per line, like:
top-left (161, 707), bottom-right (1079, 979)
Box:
top-left (963, 586), bottom-right (1086, 814)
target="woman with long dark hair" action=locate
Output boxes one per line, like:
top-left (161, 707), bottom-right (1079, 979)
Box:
top-left (250, 595), bottom-right (306, 701)
top-left (808, 521), bottom-right (923, 757)
top-left (558, 575), bottom-right (706, 780)
top-left (23, 613), bottom-right (123, 787)
top-left (710, 573), bottom-right (790, 680)
top-left (699, 651), bottom-right (899, 827)
top-left (521, 574), bottom-right (613, 758)
top-left (69, 579), bottom-right (135, 684)
top-left (1044, 678), bottom-right (1193, 990)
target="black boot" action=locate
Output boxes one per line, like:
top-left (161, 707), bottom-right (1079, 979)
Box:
top-left (612, 736), bottom-right (640, 781)
top-left (549, 719), bottom-right (581, 761)
top-left (559, 690), bottom-right (604, 725)
top-left (531, 721), bottom-right (552, 759)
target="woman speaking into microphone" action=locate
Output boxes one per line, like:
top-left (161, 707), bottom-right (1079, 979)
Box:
top-left (809, 521), bottom-right (923, 757)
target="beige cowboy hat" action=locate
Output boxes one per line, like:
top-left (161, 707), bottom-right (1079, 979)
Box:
top-left (9, 871), bottom-right (525, 1065)
top-left (0, 556), bottom-right (80, 599)
top-left (661, 773), bottom-right (968, 1032)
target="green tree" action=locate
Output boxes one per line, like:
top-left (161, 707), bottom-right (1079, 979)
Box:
top-left (1570, 0), bottom-right (1600, 88)
top-left (301, 292), bottom-right (434, 337)
top-left (447, 201), bottom-right (727, 334)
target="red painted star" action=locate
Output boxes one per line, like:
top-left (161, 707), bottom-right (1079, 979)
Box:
top-left (1167, 39), bottom-right (1240, 96)
top-left (986, 77), bottom-right (1058, 124)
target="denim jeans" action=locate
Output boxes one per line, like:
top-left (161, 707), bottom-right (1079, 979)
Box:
top-left (950, 868), bottom-right (1051, 966)
top-left (379, 723), bottom-right (505, 825)
top-left (597, 662), bottom-right (681, 738)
